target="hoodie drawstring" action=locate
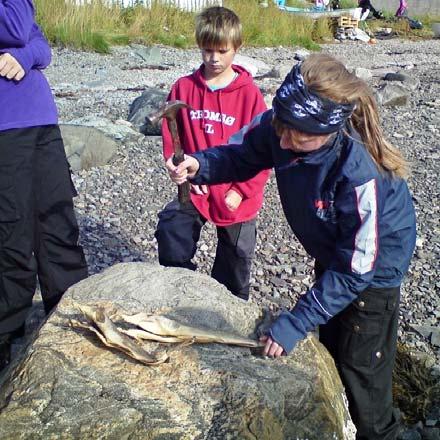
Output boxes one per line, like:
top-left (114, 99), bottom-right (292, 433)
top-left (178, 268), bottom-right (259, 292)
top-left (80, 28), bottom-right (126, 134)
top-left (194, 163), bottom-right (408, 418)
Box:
top-left (218, 90), bottom-right (224, 139)
top-left (201, 87), bottom-right (206, 131)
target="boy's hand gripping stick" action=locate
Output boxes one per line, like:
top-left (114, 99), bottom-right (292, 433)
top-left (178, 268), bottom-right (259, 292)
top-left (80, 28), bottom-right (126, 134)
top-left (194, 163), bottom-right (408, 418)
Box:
top-left (150, 100), bottom-right (191, 204)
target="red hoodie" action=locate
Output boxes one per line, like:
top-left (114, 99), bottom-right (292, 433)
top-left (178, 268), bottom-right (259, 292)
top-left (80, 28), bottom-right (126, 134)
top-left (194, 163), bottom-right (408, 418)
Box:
top-left (162, 64), bottom-right (270, 226)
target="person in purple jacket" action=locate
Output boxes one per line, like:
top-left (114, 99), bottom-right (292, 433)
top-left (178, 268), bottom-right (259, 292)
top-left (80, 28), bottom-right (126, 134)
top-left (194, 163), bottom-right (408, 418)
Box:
top-left (0, 0), bottom-right (88, 372)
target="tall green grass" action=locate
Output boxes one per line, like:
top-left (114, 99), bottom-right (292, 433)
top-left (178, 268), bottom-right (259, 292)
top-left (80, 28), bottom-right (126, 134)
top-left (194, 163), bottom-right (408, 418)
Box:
top-left (338, 0), bottom-right (357, 8)
top-left (35, 0), bottom-right (126, 52)
top-left (34, 0), bottom-right (439, 52)
top-left (34, 0), bottom-right (332, 52)
top-left (228, 1), bottom-right (332, 49)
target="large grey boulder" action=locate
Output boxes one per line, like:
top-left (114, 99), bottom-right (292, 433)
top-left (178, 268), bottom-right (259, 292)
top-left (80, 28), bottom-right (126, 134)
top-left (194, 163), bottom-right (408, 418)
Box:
top-left (0, 263), bottom-right (355, 440)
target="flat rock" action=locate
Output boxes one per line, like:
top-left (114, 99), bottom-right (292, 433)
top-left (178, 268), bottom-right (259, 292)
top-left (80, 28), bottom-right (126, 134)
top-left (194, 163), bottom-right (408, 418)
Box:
top-left (60, 124), bottom-right (119, 171)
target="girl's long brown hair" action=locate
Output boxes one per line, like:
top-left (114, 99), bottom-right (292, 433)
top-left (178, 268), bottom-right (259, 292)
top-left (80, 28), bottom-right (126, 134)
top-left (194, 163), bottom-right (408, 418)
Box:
top-left (299, 53), bottom-right (408, 178)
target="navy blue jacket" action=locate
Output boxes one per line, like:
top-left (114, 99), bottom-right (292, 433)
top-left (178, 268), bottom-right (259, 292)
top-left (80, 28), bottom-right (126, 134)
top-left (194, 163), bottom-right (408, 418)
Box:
top-left (191, 109), bottom-right (416, 353)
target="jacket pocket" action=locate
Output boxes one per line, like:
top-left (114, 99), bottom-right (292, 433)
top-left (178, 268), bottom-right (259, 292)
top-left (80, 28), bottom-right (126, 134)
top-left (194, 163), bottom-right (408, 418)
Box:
top-left (339, 308), bottom-right (381, 368)
top-left (339, 288), bottom-right (397, 368)
top-left (339, 293), bottom-right (387, 368)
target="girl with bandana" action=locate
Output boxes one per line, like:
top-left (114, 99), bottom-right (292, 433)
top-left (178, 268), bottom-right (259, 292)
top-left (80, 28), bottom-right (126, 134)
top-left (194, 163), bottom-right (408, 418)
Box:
top-left (167, 53), bottom-right (416, 440)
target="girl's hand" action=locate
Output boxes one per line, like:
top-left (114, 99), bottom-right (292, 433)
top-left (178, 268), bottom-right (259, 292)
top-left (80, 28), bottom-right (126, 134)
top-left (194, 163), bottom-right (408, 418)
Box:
top-left (165, 155), bottom-right (200, 185)
top-left (0, 53), bottom-right (25, 81)
top-left (225, 189), bottom-right (242, 211)
top-left (260, 335), bottom-right (285, 358)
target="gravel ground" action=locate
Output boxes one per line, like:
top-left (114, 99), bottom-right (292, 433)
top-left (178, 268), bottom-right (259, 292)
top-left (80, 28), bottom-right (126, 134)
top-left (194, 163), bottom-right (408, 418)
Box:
top-left (13, 38), bottom-right (440, 415)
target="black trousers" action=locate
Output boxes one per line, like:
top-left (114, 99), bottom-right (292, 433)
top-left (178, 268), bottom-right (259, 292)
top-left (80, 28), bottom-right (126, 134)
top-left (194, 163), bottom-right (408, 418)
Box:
top-left (316, 264), bottom-right (400, 439)
top-left (155, 199), bottom-right (256, 300)
top-left (0, 125), bottom-right (88, 337)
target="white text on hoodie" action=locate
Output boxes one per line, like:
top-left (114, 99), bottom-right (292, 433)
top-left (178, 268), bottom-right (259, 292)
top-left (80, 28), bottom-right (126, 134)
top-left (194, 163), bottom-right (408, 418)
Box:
top-left (190, 109), bottom-right (236, 128)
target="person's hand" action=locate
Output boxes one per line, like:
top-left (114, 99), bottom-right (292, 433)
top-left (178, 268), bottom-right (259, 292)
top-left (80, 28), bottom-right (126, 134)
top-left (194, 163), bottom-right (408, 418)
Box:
top-left (165, 155), bottom-right (200, 185)
top-left (260, 335), bottom-right (285, 358)
top-left (191, 184), bottom-right (208, 195)
top-left (0, 53), bottom-right (25, 81)
top-left (225, 189), bottom-right (242, 211)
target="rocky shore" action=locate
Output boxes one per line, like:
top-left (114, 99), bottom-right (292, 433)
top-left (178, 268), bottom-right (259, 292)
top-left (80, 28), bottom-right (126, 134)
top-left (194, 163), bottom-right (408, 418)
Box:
top-left (10, 38), bottom-right (440, 436)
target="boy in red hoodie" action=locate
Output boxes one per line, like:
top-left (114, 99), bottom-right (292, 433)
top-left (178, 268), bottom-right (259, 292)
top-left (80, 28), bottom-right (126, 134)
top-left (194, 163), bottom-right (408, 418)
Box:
top-left (155, 6), bottom-right (269, 300)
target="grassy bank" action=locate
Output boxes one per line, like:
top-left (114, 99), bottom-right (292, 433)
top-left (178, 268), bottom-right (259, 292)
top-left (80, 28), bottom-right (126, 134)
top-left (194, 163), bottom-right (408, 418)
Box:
top-left (34, 0), bottom-right (334, 52)
top-left (35, 0), bottom-right (439, 53)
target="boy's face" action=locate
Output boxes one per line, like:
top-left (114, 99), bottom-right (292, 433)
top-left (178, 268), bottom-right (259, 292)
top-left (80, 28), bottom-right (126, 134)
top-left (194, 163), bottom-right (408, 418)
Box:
top-left (200, 44), bottom-right (237, 79)
top-left (279, 128), bottom-right (331, 153)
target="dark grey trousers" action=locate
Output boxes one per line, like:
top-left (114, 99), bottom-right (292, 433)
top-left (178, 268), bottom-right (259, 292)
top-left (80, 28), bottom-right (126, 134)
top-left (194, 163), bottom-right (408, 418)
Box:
top-left (155, 199), bottom-right (256, 300)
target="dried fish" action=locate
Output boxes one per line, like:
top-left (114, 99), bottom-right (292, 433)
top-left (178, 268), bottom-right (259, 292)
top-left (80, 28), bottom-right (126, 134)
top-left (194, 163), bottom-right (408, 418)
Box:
top-left (72, 304), bottom-right (168, 365)
top-left (70, 303), bottom-right (263, 367)
top-left (119, 312), bottom-right (264, 348)
top-left (119, 327), bottom-right (182, 343)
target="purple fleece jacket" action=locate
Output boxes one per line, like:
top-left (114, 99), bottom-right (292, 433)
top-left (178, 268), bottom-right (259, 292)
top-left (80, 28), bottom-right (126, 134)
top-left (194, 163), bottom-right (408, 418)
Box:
top-left (0, 0), bottom-right (57, 131)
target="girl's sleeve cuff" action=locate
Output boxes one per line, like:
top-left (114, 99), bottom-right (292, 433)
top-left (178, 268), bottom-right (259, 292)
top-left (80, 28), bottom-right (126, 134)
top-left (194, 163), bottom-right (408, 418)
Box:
top-left (269, 311), bottom-right (307, 354)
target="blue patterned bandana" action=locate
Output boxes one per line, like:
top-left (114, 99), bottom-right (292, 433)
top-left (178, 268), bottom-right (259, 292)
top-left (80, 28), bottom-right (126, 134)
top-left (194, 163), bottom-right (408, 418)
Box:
top-left (272, 63), bottom-right (354, 135)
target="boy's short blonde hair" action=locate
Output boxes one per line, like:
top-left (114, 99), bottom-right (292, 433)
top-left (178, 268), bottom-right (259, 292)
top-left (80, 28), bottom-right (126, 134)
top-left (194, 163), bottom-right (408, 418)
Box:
top-left (195, 6), bottom-right (242, 50)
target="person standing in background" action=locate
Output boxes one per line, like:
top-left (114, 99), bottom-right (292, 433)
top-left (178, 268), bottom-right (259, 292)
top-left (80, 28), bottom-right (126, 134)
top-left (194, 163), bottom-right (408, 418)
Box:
top-left (395, 0), bottom-right (408, 16)
top-left (0, 0), bottom-right (88, 372)
top-left (358, 0), bottom-right (384, 19)
top-left (155, 6), bottom-right (269, 300)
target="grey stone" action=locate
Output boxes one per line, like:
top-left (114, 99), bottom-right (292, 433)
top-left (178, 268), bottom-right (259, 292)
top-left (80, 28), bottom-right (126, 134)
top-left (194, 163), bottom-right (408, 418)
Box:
top-left (60, 124), bottom-right (118, 171)
top-left (431, 330), bottom-right (440, 348)
top-left (127, 88), bottom-right (168, 135)
top-left (270, 276), bottom-right (288, 288)
top-left (421, 427), bottom-right (440, 440)
top-left (0, 263), bottom-right (356, 440)
top-left (270, 63), bottom-right (295, 81)
top-left (375, 83), bottom-right (409, 106)
top-left (384, 71), bottom-right (420, 91)
top-left (131, 45), bottom-right (162, 65)
top-left (371, 67), bottom-right (397, 78)
top-left (354, 67), bottom-right (373, 81)
top-left (398, 428), bottom-right (422, 440)
top-left (410, 324), bottom-right (440, 347)
top-left (234, 54), bottom-right (271, 78)
top-left (66, 116), bottom-right (139, 141)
